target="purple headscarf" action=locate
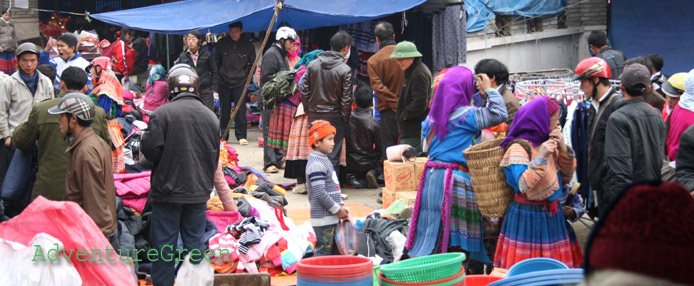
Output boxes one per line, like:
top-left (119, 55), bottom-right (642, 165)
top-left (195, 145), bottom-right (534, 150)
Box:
top-left (500, 96), bottom-right (558, 148)
top-left (429, 66), bottom-right (475, 139)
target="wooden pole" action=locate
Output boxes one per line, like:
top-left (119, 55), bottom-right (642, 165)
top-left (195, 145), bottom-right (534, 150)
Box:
top-left (222, 2), bottom-right (282, 140)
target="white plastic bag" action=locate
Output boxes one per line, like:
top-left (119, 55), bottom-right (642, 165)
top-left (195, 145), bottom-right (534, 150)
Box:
top-left (0, 233), bottom-right (83, 286)
top-left (387, 231), bottom-right (407, 262)
top-left (174, 253), bottom-right (214, 286)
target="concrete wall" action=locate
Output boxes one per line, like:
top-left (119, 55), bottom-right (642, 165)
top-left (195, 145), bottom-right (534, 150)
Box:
top-left (2, 0), bottom-right (40, 41)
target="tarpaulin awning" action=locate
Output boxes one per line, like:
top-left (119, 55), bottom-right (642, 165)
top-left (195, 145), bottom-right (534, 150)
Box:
top-left (464, 0), bottom-right (567, 32)
top-left (91, 0), bottom-right (427, 34)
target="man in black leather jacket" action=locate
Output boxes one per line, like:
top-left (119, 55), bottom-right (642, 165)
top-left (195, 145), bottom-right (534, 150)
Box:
top-left (346, 84), bottom-right (382, 188)
top-left (300, 31), bottom-right (353, 174)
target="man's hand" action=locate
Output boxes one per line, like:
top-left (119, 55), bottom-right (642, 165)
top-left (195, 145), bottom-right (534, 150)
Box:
top-left (4, 136), bottom-right (10, 147)
top-left (476, 73), bottom-right (492, 95)
top-left (562, 206), bottom-right (575, 219)
top-left (336, 206), bottom-right (349, 220)
top-left (44, 37), bottom-right (56, 53)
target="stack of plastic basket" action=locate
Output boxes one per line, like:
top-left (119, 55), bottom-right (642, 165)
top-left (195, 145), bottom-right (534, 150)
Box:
top-left (378, 253), bottom-right (466, 286)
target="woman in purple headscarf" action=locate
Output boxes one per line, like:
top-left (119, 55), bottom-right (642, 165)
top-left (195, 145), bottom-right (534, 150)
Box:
top-left (406, 66), bottom-right (508, 263)
top-left (494, 96), bottom-right (582, 269)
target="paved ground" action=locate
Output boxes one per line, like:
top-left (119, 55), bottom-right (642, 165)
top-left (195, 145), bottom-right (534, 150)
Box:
top-left (229, 126), bottom-right (592, 248)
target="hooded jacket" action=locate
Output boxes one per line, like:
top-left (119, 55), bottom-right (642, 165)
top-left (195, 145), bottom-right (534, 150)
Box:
top-left (604, 98), bottom-right (666, 204)
top-left (141, 92), bottom-right (220, 204)
top-left (215, 36), bottom-right (256, 88)
top-left (0, 71), bottom-right (54, 138)
top-left (300, 51), bottom-right (353, 122)
top-left (13, 91), bottom-right (110, 201)
top-left (347, 107), bottom-right (382, 171)
top-left (397, 58), bottom-right (431, 138)
top-left (0, 19), bottom-right (17, 52)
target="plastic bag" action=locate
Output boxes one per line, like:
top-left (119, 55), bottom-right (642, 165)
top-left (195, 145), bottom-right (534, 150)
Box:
top-left (386, 144), bottom-right (416, 162)
top-left (335, 217), bottom-right (359, 255)
top-left (0, 233), bottom-right (83, 286)
top-left (174, 253), bottom-right (214, 286)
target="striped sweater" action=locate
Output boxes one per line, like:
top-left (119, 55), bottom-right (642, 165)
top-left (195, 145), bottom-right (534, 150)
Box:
top-left (306, 150), bottom-right (343, 227)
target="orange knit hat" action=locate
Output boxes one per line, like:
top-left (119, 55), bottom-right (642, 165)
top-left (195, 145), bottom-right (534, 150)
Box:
top-left (308, 120), bottom-right (336, 148)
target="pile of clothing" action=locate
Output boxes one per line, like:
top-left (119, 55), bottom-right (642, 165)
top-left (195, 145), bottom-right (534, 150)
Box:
top-left (356, 213), bottom-right (409, 264)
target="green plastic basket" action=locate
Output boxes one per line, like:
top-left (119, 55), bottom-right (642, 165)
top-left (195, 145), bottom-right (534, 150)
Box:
top-left (379, 253), bottom-right (466, 283)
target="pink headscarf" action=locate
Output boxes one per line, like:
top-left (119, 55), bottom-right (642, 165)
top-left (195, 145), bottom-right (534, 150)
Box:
top-left (287, 36), bottom-right (301, 62)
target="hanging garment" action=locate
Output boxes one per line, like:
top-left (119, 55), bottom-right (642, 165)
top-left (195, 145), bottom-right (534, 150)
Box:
top-left (432, 3), bottom-right (467, 71)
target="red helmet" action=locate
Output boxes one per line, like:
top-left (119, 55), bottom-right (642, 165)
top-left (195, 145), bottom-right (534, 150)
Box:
top-left (574, 57), bottom-right (611, 80)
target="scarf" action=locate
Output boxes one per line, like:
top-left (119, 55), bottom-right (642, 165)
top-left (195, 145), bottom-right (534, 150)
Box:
top-left (19, 71), bottom-right (39, 96)
top-left (91, 68), bottom-right (125, 105)
top-left (500, 96), bottom-right (559, 148)
top-left (428, 66), bottom-right (475, 139)
top-left (293, 49), bottom-right (323, 70)
top-left (147, 65), bottom-right (166, 88)
top-left (287, 37), bottom-right (301, 62)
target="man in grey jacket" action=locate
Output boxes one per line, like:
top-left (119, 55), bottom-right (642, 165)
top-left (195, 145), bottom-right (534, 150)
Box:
top-left (604, 63), bottom-right (666, 204)
top-left (588, 30), bottom-right (626, 79)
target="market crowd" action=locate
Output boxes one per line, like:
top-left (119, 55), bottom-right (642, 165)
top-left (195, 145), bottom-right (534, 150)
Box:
top-left (0, 9), bottom-right (692, 285)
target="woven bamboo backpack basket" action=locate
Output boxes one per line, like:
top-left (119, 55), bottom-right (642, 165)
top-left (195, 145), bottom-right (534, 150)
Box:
top-left (462, 137), bottom-right (513, 217)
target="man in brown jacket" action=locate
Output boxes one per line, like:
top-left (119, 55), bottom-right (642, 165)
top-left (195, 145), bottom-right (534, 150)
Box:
top-left (49, 92), bottom-right (118, 250)
top-left (367, 22), bottom-right (403, 159)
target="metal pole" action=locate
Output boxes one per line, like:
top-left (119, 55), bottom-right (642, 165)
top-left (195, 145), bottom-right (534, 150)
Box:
top-left (222, 2), bottom-right (282, 140)
top-left (165, 34), bottom-right (170, 70)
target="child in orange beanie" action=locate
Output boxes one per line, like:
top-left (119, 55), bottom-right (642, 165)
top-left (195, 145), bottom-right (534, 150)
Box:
top-left (306, 120), bottom-right (349, 256)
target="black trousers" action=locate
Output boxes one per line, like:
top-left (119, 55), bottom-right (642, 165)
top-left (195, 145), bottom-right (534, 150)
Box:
top-left (308, 116), bottom-right (345, 178)
top-left (262, 108), bottom-right (283, 170)
top-left (199, 90), bottom-right (214, 112)
top-left (150, 202), bottom-right (206, 286)
top-left (379, 109), bottom-right (399, 160)
top-left (219, 84), bottom-right (247, 140)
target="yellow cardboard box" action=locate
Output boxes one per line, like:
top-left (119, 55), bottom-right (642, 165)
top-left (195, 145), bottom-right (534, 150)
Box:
top-left (396, 191), bottom-right (418, 207)
top-left (414, 157), bottom-right (427, 183)
top-left (382, 187), bottom-right (396, 209)
top-left (384, 160), bottom-right (417, 191)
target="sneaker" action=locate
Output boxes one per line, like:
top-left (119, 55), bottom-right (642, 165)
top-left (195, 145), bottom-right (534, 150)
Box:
top-left (264, 166), bottom-right (280, 173)
top-left (239, 139), bottom-right (248, 146)
top-left (293, 183), bottom-right (307, 194)
top-left (365, 170), bottom-right (379, 189)
top-left (345, 174), bottom-right (365, 189)
top-left (341, 193), bottom-right (349, 200)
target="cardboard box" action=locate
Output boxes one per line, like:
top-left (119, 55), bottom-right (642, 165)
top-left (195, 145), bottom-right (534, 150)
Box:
top-left (384, 160), bottom-right (417, 191)
top-left (396, 191), bottom-right (418, 207)
top-left (414, 157), bottom-right (427, 183)
top-left (382, 187), bottom-right (396, 209)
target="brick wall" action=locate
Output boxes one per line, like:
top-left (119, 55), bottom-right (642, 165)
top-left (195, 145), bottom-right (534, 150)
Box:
top-left (3, 0), bottom-right (40, 41)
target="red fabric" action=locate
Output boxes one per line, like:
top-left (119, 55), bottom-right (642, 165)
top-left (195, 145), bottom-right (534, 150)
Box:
top-left (0, 197), bottom-right (137, 285)
top-left (113, 171), bottom-right (151, 213)
top-left (206, 210), bottom-right (244, 234)
top-left (111, 38), bottom-right (135, 76)
top-left (666, 105), bottom-right (694, 161)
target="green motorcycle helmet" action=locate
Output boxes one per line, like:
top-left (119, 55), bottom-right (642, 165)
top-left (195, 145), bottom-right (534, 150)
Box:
top-left (390, 41), bottom-right (422, 59)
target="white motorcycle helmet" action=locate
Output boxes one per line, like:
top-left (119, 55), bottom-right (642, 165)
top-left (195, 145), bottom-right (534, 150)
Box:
top-left (275, 26), bottom-right (298, 42)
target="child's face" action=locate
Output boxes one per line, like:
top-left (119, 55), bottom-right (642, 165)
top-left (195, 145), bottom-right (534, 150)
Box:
top-left (314, 134), bottom-right (335, 154)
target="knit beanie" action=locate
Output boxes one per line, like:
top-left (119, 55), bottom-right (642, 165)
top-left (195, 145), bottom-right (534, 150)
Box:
top-left (584, 182), bottom-right (694, 284)
top-left (307, 120), bottom-right (336, 148)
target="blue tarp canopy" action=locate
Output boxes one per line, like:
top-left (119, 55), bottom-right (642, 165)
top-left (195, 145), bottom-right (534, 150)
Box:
top-left (91, 0), bottom-right (427, 34)
top-left (464, 0), bottom-right (566, 32)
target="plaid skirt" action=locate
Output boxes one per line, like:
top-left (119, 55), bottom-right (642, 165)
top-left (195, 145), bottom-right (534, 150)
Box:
top-left (0, 52), bottom-right (16, 74)
top-left (284, 114), bottom-right (346, 165)
top-left (267, 101), bottom-right (297, 150)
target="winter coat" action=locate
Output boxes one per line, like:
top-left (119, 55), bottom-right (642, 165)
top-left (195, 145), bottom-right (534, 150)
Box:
top-left (0, 19), bottom-right (17, 52)
top-left (604, 98), bottom-right (666, 204)
top-left (131, 37), bottom-right (149, 75)
top-left (175, 47), bottom-right (219, 92)
top-left (300, 51), bottom-right (353, 122)
top-left (587, 88), bottom-right (622, 195)
top-left (642, 89), bottom-right (666, 112)
top-left (65, 127), bottom-right (117, 236)
top-left (347, 107), bottom-right (382, 171)
top-left (140, 93), bottom-right (220, 204)
top-left (676, 124), bottom-right (694, 191)
top-left (0, 71), bottom-right (54, 138)
top-left (596, 47), bottom-right (626, 79)
top-left (112, 38), bottom-right (135, 76)
top-left (215, 36), bottom-right (256, 88)
top-left (397, 58), bottom-right (432, 139)
top-left (476, 84), bottom-right (521, 126)
top-left (367, 44), bottom-right (404, 112)
top-left (13, 91), bottom-right (110, 201)
top-left (260, 44), bottom-right (289, 92)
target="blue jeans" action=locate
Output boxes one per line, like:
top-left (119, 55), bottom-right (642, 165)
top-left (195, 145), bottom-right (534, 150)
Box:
top-left (150, 202), bottom-right (206, 286)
